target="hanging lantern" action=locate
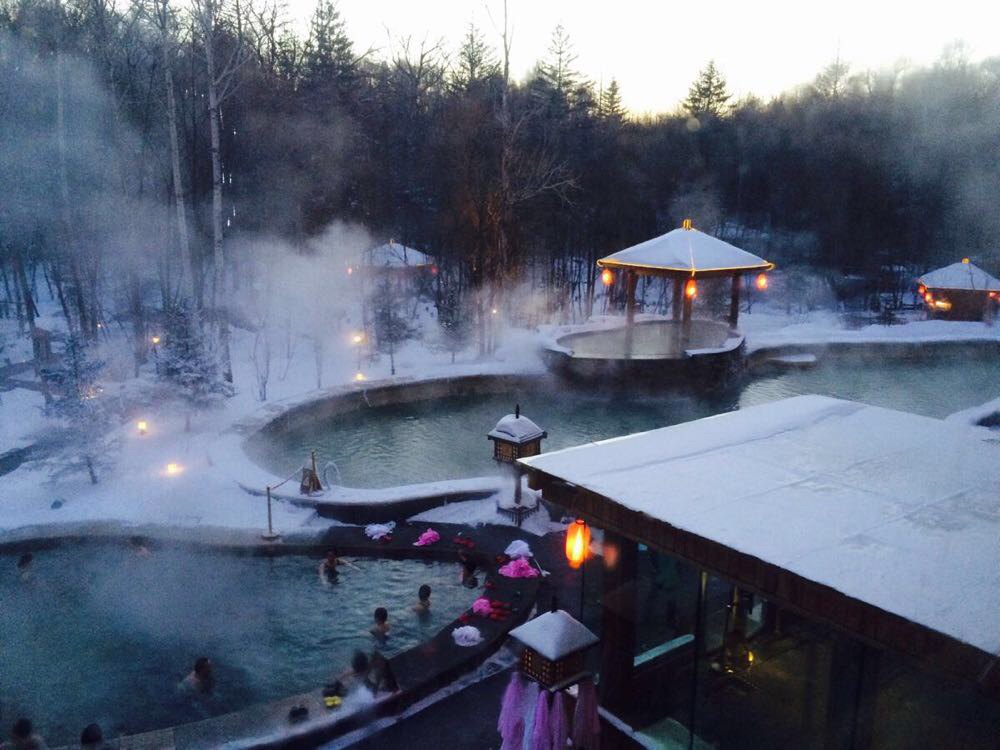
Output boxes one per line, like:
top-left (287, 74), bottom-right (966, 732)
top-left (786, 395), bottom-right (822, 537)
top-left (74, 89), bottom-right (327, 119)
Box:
top-left (565, 519), bottom-right (590, 570)
top-left (924, 292), bottom-right (933, 304)
top-left (601, 268), bottom-right (614, 287)
top-left (685, 279), bottom-right (698, 299)
top-left (917, 284), bottom-right (926, 296)
top-left (755, 272), bottom-right (768, 291)
top-left (962, 258), bottom-right (970, 264)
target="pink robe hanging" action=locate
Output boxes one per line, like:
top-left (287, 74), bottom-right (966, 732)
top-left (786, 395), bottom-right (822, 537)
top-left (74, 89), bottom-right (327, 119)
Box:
top-left (498, 672), bottom-right (526, 750)
top-left (571, 678), bottom-right (600, 749)
top-left (530, 689), bottom-right (552, 750)
top-left (550, 690), bottom-right (569, 748)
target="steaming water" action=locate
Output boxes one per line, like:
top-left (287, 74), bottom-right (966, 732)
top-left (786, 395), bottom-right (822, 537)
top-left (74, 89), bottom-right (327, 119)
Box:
top-left (247, 357), bottom-right (1000, 488)
top-left (0, 547), bottom-right (473, 745)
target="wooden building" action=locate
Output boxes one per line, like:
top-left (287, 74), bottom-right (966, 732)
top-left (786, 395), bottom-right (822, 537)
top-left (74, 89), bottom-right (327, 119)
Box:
top-left (918, 259), bottom-right (1000, 321)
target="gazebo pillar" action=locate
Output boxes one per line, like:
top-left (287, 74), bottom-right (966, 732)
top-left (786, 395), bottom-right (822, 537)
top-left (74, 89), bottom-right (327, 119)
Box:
top-left (672, 277), bottom-right (683, 321)
top-left (624, 271), bottom-right (638, 358)
top-left (729, 273), bottom-right (741, 329)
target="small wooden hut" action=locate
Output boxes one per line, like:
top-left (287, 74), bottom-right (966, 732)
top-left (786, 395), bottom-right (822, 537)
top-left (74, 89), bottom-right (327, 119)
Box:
top-left (917, 259), bottom-right (1000, 321)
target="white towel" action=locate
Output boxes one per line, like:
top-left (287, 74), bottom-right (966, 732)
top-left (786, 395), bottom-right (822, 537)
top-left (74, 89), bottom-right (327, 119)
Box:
top-left (364, 521), bottom-right (396, 540)
top-left (452, 625), bottom-right (483, 647)
top-left (504, 540), bottom-right (533, 559)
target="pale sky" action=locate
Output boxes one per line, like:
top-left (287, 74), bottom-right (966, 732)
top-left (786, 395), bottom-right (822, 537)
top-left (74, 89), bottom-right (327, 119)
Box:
top-left (286, 0), bottom-right (999, 114)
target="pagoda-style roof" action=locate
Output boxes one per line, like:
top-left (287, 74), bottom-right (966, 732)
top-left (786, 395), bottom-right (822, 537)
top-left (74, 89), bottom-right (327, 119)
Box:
top-left (488, 413), bottom-right (546, 445)
top-left (597, 224), bottom-right (772, 279)
top-left (364, 241), bottom-right (434, 268)
top-left (508, 609), bottom-right (599, 661)
top-left (918, 261), bottom-right (1000, 292)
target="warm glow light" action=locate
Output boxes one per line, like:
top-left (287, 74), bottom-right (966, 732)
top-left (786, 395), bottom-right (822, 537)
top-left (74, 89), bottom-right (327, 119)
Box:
top-left (565, 518), bottom-right (591, 570)
top-left (351, 333), bottom-right (365, 345)
top-left (685, 279), bottom-right (698, 299)
top-left (354, 372), bottom-right (366, 382)
top-left (137, 420), bottom-right (148, 435)
top-left (491, 308), bottom-right (498, 315)
top-left (601, 268), bottom-right (614, 287)
top-left (430, 265), bottom-right (438, 275)
top-left (917, 284), bottom-right (926, 295)
top-left (755, 272), bottom-right (768, 291)
top-left (150, 335), bottom-right (161, 345)
top-left (990, 291), bottom-right (999, 300)
top-left (924, 292), bottom-right (933, 304)
top-left (748, 651), bottom-right (755, 664)
top-left (962, 257), bottom-right (970, 264)
top-left (347, 266), bottom-right (354, 275)
top-left (165, 462), bottom-right (183, 476)
top-left (933, 299), bottom-right (953, 311)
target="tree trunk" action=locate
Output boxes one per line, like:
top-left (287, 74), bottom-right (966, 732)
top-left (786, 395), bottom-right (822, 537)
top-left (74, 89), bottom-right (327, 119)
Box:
top-left (203, 4), bottom-right (233, 382)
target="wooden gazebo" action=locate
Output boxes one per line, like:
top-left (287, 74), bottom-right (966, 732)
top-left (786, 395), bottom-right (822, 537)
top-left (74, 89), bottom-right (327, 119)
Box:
top-left (597, 220), bottom-right (773, 355)
top-left (917, 259), bottom-right (1000, 321)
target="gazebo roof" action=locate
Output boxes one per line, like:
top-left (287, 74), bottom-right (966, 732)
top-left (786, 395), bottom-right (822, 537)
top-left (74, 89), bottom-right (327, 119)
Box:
top-left (364, 241), bottom-right (434, 268)
top-left (508, 609), bottom-right (599, 661)
top-left (597, 224), bottom-right (772, 278)
top-left (918, 261), bottom-right (1000, 292)
top-left (488, 413), bottom-right (546, 444)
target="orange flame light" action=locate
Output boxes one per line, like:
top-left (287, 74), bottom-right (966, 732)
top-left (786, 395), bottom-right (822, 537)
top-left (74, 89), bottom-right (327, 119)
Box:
top-left (685, 279), bottom-right (698, 299)
top-left (601, 268), bottom-right (614, 287)
top-left (917, 284), bottom-right (926, 296)
top-left (565, 518), bottom-right (590, 570)
top-left (924, 292), bottom-right (933, 304)
top-left (755, 273), bottom-right (768, 291)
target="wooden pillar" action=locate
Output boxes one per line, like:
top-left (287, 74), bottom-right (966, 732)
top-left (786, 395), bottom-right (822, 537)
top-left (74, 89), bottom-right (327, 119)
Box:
top-left (672, 276), bottom-right (683, 321)
top-left (729, 274), bottom-right (741, 329)
top-left (681, 276), bottom-right (693, 347)
top-left (598, 529), bottom-right (638, 716)
top-left (624, 271), bottom-right (638, 359)
top-left (824, 637), bottom-right (881, 750)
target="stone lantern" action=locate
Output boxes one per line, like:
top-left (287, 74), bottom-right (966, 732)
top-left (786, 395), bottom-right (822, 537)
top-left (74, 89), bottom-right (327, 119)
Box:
top-left (509, 607), bottom-right (599, 689)
top-left (488, 405), bottom-right (546, 525)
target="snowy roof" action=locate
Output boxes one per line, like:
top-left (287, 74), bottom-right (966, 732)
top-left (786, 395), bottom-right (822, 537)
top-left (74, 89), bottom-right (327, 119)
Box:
top-left (364, 241), bottom-right (434, 268)
top-left (918, 261), bottom-right (1000, 292)
top-left (521, 396), bottom-right (1000, 659)
top-left (508, 609), bottom-right (599, 660)
top-left (488, 414), bottom-right (546, 444)
top-left (597, 225), bottom-right (772, 276)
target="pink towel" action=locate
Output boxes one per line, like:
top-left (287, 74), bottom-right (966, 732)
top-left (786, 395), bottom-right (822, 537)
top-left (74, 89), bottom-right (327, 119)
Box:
top-left (499, 557), bottom-right (539, 579)
top-left (497, 672), bottom-right (525, 750)
top-left (550, 691), bottom-right (569, 749)
top-left (472, 597), bottom-right (493, 616)
top-left (413, 528), bottom-right (440, 546)
top-left (571, 678), bottom-right (600, 749)
top-left (530, 689), bottom-right (551, 750)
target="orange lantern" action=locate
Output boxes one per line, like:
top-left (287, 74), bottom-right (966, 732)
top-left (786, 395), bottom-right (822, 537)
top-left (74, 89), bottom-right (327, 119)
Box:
top-left (685, 279), bottom-right (698, 299)
top-left (917, 284), bottom-right (926, 296)
top-left (924, 292), bottom-right (933, 304)
top-left (565, 518), bottom-right (590, 570)
top-left (755, 272), bottom-right (768, 291)
top-left (601, 268), bottom-right (614, 287)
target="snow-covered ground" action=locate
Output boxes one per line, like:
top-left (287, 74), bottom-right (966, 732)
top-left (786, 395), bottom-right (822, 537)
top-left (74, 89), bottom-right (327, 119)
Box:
top-left (1, 302), bottom-right (998, 540)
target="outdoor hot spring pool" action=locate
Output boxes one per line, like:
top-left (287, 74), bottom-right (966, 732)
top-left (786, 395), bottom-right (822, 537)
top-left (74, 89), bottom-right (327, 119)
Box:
top-left (247, 355), bottom-right (1000, 488)
top-left (0, 545), bottom-right (474, 745)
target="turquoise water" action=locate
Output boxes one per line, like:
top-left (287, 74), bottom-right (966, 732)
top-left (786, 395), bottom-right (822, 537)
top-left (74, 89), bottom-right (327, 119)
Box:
top-left (0, 546), bottom-right (473, 745)
top-left (247, 357), bottom-right (1000, 488)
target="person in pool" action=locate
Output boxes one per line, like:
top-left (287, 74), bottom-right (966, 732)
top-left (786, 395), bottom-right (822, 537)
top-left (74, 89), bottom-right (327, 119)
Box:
top-left (412, 584), bottom-right (432, 615)
top-left (79, 724), bottom-right (104, 749)
top-left (369, 607), bottom-right (390, 642)
top-left (1, 718), bottom-right (47, 750)
top-left (179, 656), bottom-right (215, 695)
top-left (318, 549), bottom-right (360, 584)
top-left (16, 553), bottom-right (33, 582)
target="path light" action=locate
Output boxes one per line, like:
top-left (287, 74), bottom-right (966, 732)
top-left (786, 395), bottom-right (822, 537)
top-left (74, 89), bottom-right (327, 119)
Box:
top-left (347, 266), bottom-right (354, 275)
top-left (150, 335), bottom-right (161, 345)
top-left (164, 462), bottom-right (183, 477)
top-left (137, 420), bottom-right (148, 436)
top-left (601, 268), bottom-right (614, 287)
top-left (685, 279), bottom-right (698, 299)
top-left (354, 372), bottom-right (366, 382)
top-left (962, 257), bottom-right (970, 264)
top-left (565, 519), bottom-right (590, 570)
top-left (351, 332), bottom-right (365, 345)
top-left (491, 307), bottom-right (498, 315)
top-left (755, 272), bottom-right (768, 291)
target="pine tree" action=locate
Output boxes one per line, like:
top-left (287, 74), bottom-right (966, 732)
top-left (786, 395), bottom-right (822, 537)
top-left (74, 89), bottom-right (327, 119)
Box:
top-left (600, 78), bottom-right (625, 121)
top-left (813, 57), bottom-right (851, 99)
top-left (301, 0), bottom-right (356, 108)
top-left (373, 274), bottom-right (417, 376)
top-left (41, 334), bottom-right (109, 484)
top-left (539, 25), bottom-right (578, 94)
top-left (160, 303), bottom-right (233, 427)
top-left (452, 23), bottom-right (499, 92)
top-left (683, 60), bottom-right (731, 118)
top-left (435, 285), bottom-right (469, 363)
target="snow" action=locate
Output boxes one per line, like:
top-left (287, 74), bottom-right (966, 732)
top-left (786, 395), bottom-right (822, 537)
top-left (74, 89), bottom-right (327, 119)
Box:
top-left (520, 395), bottom-right (1000, 658)
top-left (488, 413), bottom-right (546, 443)
top-left (364, 241), bottom-right (433, 268)
top-left (508, 609), bottom-right (599, 661)
top-left (918, 261), bottom-right (1000, 292)
top-left (597, 226), bottom-right (772, 275)
top-left (409, 496), bottom-right (563, 538)
top-left (0, 387), bottom-right (50, 453)
top-left (947, 396), bottom-right (1000, 428)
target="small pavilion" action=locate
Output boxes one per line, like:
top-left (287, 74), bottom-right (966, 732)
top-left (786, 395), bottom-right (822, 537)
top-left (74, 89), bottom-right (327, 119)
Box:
top-left (917, 258), bottom-right (1000, 321)
top-left (597, 220), bottom-right (773, 356)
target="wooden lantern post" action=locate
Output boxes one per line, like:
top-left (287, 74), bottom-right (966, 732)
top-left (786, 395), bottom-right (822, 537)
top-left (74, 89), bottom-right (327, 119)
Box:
top-left (488, 406), bottom-right (546, 526)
